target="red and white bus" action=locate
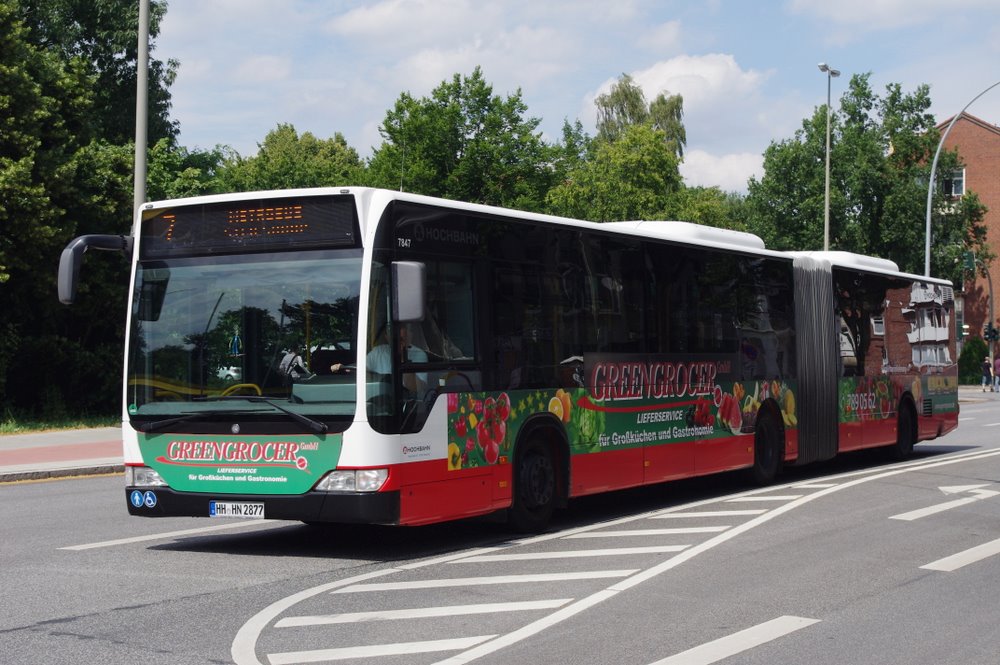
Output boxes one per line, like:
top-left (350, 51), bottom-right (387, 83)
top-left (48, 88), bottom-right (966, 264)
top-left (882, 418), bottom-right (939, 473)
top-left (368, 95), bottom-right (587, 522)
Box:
top-left (58, 187), bottom-right (959, 530)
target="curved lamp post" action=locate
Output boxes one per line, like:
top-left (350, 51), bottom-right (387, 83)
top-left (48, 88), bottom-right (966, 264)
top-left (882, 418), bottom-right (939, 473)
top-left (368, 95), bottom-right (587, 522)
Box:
top-left (818, 63), bottom-right (840, 251)
top-left (924, 80), bottom-right (1000, 277)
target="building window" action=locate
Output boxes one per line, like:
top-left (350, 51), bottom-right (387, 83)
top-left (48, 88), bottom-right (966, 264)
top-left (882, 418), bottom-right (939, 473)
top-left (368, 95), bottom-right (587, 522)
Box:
top-left (942, 169), bottom-right (965, 198)
top-left (871, 315), bottom-right (885, 336)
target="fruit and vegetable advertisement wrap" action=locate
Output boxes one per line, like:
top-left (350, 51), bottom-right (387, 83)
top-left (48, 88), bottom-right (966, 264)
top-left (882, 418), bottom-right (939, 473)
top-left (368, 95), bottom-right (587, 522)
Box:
top-left (140, 433), bottom-right (342, 493)
top-left (838, 373), bottom-right (958, 423)
top-left (446, 354), bottom-right (797, 470)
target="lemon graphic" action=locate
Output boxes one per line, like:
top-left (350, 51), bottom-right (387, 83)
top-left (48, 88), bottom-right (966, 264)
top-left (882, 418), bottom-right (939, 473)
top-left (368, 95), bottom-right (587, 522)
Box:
top-left (548, 396), bottom-right (565, 421)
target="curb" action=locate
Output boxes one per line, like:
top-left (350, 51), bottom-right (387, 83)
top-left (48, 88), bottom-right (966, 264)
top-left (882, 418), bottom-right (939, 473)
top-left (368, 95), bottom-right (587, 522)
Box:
top-left (0, 464), bottom-right (124, 484)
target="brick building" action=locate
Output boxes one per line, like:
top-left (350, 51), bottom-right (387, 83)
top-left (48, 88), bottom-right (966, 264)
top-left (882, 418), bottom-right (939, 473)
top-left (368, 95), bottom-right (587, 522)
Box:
top-left (937, 112), bottom-right (1000, 354)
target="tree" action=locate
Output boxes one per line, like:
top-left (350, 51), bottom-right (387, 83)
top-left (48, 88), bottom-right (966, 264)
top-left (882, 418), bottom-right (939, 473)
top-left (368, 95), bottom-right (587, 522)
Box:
top-left (367, 67), bottom-right (553, 211)
top-left (17, 0), bottom-right (178, 145)
top-left (595, 73), bottom-right (686, 159)
top-left (216, 124), bottom-right (363, 192)
top-left (0, 0), bottom-right (97, 412)
top-left (146, 138), bottom-right (225, 201)
top-left (744, 73), bottom-right (991, 282)
top-left (663, 187), bottom-right (748, 230)
top-left (546, 124), bottom-right (682, 221)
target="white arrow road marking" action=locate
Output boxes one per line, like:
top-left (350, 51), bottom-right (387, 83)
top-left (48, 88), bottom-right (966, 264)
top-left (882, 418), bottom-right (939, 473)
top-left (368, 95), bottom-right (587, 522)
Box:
top-left (889, 485), bottom-right (999, 521)
top-left (646, 616), bottom-right (821, 665)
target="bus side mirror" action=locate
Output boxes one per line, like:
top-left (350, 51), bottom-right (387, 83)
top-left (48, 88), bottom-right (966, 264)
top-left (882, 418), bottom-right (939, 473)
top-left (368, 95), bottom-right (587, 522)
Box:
top-left (392, 261), bottom-right (425, 323)
top-left (58, 234), bottom-right (134, 304)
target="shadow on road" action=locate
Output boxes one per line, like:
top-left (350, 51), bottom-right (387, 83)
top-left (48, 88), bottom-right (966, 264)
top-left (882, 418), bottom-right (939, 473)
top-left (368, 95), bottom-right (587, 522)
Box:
top-left (150, 442), bottom-right (971, 561)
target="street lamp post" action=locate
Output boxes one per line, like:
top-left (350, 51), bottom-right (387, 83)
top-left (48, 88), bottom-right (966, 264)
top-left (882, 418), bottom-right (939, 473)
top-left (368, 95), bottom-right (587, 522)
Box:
top-left (924, 80), bottom-right (1000, 277)
top-left (818, 63), bottom-right (840, 252)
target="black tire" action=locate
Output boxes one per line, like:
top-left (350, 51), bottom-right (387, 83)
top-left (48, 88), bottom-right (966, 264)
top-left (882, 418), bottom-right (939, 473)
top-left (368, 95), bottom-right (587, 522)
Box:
top-left (889, 402), bottom-right (916, 460)
top-left (509, 439), bottom-right (556, 532)
top-left (750, 410), bottom-right (783, 485)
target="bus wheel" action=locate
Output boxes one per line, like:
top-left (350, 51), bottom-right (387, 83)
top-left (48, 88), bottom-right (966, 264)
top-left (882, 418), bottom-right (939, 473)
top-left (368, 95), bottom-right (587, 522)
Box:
top-left (889, 402), bottom-right (916, 460)
top-left (509, 439), bottom-right (556, 532)
top-left (750, 411), bottom-right (783, 485)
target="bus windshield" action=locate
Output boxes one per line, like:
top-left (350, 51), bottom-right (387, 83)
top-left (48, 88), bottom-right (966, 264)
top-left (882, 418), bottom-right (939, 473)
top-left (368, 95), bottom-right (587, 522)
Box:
top-left (126, 249), bottom-right (362, 425)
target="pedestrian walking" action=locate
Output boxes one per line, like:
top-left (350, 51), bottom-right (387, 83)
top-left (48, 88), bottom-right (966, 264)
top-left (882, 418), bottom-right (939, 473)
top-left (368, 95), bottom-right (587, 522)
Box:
top-left (994, 356), bottom-right (1000, 393)
top-left (984, 356), bottom-right (995, 392)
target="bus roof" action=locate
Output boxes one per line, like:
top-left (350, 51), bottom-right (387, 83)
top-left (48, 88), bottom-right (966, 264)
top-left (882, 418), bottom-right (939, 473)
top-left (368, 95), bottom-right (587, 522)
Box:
top-left (138, 187), bottom-right (952, 285)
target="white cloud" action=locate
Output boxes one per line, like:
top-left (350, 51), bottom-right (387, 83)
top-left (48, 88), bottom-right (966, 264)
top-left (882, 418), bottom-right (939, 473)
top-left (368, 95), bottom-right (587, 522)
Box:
top-left (637, 20), bottom-right (682, 53)
top-left (788, 0), bottom-right (996, 31)
top-left (233, 55), bottom-right (292, 83)
top-left (580, 53), bottom-right (773, 156)
top-left (680, 150), bottom-right (762, 193)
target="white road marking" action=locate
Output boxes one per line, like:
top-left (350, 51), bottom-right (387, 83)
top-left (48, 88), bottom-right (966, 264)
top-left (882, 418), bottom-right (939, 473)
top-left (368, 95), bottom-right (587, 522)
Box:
top-left (889, 486), bottom-right (998, 521)
top-left (564, 527), bottom-right (729, 538)
top-left (59, 520), bottom-right (276, 550)
top-left (232, 448), bottom-right (1000, 665)
top-left (725, 495), bottom-right (803, 502)
top-left (646, 615), bottom-right (821, 665)
top-left (452, 546), bottom-right (689, 563)
top-left (653, 510), bottom-right (766, 518)
top-left (984, 422), bottom-right (1000, 427)
top-left (921, 537), bottom-right (1000, 572)
top-left (431, 450), bottom-right (1000, 665)
top-left (275, 599), bottom-right (573, 627)
top-left (792, 483), bottom-right (837, 489)
top-left (269, 636), bottom-right (496, 664)
top-left (334, 570), bottom-right (639, 593)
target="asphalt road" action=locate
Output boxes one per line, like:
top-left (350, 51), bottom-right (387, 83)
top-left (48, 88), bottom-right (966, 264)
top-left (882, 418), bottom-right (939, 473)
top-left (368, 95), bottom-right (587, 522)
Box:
top-left (3, 397), bottom-right (999, 665)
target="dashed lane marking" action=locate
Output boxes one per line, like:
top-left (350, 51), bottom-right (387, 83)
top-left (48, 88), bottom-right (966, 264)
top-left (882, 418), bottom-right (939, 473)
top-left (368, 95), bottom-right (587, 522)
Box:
top-left (921, 536), bottom-right (1000, 572)
top-left (646, 615), bottom-right (821, 665)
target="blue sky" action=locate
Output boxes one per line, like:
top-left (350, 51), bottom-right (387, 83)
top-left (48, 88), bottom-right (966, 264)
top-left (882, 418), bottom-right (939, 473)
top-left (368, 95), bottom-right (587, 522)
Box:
top-left (156, 0), bottom-right (1000, 193)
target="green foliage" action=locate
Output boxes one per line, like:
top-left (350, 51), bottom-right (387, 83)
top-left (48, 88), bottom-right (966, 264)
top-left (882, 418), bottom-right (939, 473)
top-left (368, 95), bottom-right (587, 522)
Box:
top-left (216, 124), bottom-right (363, 192)
top-left (0, 0), bottom-right (97, 410)
top-left (745, 73), bottom-right (992, 282)
top-left (958, 336), bottom-right (988, 384)
top-left (546, 124), bottom-right (681, 221)
top-left (663, 186), bottom-right (748, 230)
top-left (595, 73), bottom-right (685, 159)
top-left (147, 138), bottom-right (224, 200)
top-left (367, 67), bottom-right (553, 211)
top-left (17, 0), bottom-right (177, 145)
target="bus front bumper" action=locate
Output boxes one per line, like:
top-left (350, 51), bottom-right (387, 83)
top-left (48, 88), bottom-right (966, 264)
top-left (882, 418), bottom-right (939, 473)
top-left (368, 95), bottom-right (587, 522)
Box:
top-left (125, 487), bottom-right (401, 524)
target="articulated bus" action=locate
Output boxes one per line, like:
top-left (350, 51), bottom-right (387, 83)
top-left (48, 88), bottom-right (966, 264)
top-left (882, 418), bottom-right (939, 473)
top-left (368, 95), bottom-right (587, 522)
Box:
top-left (58, 187), bottom-right (958, 530)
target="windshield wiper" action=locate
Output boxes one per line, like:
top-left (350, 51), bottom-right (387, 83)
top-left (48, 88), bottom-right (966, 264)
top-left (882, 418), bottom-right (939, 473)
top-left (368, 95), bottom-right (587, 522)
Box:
top-left (193, 395), bottom-right (329, 434)
top-left (137, 409), bottom-right (246, 434)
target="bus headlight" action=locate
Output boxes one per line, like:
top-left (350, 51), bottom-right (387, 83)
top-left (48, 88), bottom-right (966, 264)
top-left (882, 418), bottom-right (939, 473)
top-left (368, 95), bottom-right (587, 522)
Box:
top-left (125, 465), bottom-right (168, 487)
top-left (315, 469), bottom-right (388, 492)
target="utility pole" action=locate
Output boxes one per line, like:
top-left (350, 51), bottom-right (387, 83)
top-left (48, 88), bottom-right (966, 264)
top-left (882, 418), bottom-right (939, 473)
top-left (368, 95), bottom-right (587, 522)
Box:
top-left (132, 0), bottom-right (150, 234)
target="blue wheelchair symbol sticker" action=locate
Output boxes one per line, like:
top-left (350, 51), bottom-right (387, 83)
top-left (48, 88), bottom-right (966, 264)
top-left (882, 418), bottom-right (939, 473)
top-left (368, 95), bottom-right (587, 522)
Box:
top-left (130, 490), bottom-right (144, 508)
top-left (143, 491), bottom-right (157, 508)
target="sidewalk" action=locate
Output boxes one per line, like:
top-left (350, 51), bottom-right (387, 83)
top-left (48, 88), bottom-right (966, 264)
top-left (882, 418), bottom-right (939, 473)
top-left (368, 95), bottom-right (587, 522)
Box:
top-left (0, 427), bottom-right (122, 483)
top-left (0, 386), bottom-right (994, 483)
